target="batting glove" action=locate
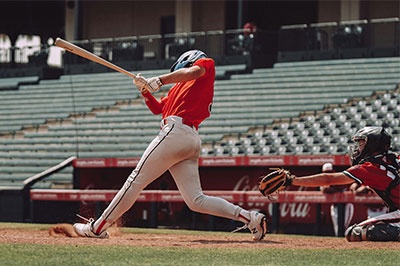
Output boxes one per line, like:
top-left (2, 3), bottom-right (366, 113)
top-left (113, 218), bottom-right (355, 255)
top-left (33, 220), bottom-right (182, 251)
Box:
top-left (147, 77), bottom-right (163, 92)
top-left (133, 73), bottom-right (148, 93)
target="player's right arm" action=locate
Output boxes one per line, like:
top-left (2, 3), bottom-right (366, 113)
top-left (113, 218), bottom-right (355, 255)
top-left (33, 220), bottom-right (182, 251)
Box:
top-left (292, 172), bottom-right (354, 187)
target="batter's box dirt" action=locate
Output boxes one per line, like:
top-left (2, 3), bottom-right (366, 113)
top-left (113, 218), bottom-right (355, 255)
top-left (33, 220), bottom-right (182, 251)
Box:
top-left (0, 225), bottom-right (399, 250)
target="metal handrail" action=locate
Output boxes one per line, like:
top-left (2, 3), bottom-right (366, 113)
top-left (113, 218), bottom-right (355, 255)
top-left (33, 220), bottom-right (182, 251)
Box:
top-left (22, 156), bottom-right (77, 222)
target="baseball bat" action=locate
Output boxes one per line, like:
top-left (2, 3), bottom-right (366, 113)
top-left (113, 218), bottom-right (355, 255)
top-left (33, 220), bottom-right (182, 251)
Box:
top-left (55, 38), bottom-right (136, 79)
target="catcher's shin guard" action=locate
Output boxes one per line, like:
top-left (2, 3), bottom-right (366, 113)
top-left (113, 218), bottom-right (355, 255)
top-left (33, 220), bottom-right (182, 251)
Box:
top-left (345, 224), bottom-right (365, 241)
top-left (345, 222), bottom-right (400, 242)
top-left (366, 222), bottom-right (400, 241)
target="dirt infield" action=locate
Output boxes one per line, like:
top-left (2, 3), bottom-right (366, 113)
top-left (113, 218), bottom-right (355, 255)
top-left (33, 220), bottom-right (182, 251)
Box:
top-left (0, 224), bottom-right (399, 250)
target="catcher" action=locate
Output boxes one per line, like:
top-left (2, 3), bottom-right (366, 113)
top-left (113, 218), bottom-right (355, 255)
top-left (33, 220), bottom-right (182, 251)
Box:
top-left (259, 127), bottom-right (400, 242)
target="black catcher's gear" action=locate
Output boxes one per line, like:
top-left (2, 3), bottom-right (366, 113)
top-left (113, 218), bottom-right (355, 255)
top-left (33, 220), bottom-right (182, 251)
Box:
top-left (350, 127), bottom-right (391, 166)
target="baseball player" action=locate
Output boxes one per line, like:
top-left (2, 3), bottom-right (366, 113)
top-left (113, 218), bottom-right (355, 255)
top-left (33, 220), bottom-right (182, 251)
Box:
top-left (291, 127), bottom-right (400, 241)
top-left (73, 50), bottom-right (267, 241)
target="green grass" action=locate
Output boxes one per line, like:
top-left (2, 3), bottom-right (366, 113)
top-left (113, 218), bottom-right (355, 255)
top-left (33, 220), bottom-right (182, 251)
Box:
top-left (0, 222), bottom-right (51, 230)
top-left (1, 243), bottom-right (399, 266)
top-left (0, 223), bottom-right (399, 266)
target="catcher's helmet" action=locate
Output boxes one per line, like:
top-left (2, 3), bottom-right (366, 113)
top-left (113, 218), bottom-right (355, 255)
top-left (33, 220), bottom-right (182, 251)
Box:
top-left (350, 126), bottom-right (391, 165)
top-left (170, 50), bottom-right (207, 72)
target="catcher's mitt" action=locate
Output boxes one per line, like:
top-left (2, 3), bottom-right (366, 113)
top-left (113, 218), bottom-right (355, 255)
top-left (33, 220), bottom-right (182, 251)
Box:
top-left (259, 168), bottom-right (295, 197)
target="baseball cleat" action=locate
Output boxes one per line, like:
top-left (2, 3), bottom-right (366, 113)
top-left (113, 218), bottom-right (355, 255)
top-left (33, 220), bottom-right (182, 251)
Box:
top-left (232, 211), bottom-right (268, 241)
top-left (73, 217), bottom-right (109, 239)
top-left (248, 211), bottom-right (267, 241)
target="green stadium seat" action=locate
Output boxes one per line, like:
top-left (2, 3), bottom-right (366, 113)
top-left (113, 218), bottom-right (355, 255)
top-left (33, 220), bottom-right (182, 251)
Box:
top-left (0, 76), bottom-right (39, 90)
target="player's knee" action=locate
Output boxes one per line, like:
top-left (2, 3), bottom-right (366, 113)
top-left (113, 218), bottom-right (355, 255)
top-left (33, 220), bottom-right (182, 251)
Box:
top-left (185, 194), bottom-right (206, 213)
top-left (346, 222), bottom-right (400, 242)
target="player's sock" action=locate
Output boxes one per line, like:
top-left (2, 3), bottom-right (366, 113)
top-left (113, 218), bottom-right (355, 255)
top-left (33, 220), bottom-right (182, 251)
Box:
top-left (93, 218), bottom-right (111, 234)
top-left (237, 209), bottom-right (251, 223)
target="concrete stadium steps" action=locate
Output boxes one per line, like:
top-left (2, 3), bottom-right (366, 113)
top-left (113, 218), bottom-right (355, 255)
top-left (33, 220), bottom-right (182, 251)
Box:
top-left (232, 65), bottom-right (400, 79)
top-left (0, 136), bottom-right (154, 146)
top-left (0, 68), bottom-right (175, 135)
top-left (0, 162), bottom-right (74, 189)
top-left (0, 181), bottom-right (56, 189)
top-left (273, 56), bottom-right (400, 67)
top-left (0, 143), bottom-right (150, 152)
top-left (0, 76), bottom-right (39, 90)
top-left (21, 131), bottom-right (226, 143)
top-left (215, 78), bottom-right (400, 89)
top-left (0, 150), bottom-right (144, 159)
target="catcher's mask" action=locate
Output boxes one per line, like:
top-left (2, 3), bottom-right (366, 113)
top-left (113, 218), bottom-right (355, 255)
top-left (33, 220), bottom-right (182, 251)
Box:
top-left (170, 50), bottom-right (207, 72)
top-left (349, 126), bottom-right (391, 165)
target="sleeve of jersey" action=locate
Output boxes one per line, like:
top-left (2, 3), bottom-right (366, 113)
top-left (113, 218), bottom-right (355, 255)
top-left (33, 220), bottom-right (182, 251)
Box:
top-left (194, 58), bottom-right (214, 75)
top-left (141, 91), bottom-right (165, 115)
top-left (343, 163), bottom-right (373, 184)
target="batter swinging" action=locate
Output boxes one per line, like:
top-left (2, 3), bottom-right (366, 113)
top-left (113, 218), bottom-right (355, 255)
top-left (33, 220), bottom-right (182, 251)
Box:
top-left (73, 50), bottom-right (267, 241)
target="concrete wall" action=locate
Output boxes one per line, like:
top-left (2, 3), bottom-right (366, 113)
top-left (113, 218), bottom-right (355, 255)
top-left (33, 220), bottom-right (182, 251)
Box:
top-left (65, 1), bottom-right (75, 41)
top-left (191, 0), bottom-right (225, 32)
top-left (318, 1), bottom-right (341, 23)
top-left (81, 0), bottom-right (175, 39)
top-left (65, 0), bottom-right (226, 40)
top-left (340, 0), bottom-right (360, 21)
top-left (318, 0), bottom-right (400, 23)
top-left (362, 0), bottom-right (399, 19)
top-left (64, 0), bottom-right (399, 41)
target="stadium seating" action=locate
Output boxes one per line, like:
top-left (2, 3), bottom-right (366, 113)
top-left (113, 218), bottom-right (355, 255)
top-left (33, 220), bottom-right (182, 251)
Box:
top-left (214, 90), bottom-right (400, 156)
top-left (0, 58), bottom-right (399, 187)
top-left (0, 76), bottom-right (39, 90)
top-left (206, 57), bottom-right (400, 156)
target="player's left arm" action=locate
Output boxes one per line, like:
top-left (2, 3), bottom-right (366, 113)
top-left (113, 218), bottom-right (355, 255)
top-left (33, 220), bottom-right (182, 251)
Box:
top-left (292, 172), bottom-right (354, 187)
top-left (135, 65), bottom-right (206, 93)
top-left (159, 65), bottom-right (206, 85)
top-left (140, 90), bottom-right (164, 115)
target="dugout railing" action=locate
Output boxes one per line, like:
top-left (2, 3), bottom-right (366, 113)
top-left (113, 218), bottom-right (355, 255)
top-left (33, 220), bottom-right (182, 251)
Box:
top-left (0, 156), bottom-right (76, 222)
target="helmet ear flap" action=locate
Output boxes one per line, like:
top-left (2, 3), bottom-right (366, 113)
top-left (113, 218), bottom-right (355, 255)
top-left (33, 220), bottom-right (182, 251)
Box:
top-left (380, 127), bottom-right (391, 151)
top-left (170, 61), bottom-right (194, 72)
top-left (170, 61), bottom-right (178, 72)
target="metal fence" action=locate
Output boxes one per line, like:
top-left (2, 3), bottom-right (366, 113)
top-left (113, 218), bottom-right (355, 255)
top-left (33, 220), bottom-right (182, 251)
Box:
top-left (0, 28), bottom-right (268, 67)
top-left (0, 45), bottom-right (45, 65)
top-left (1, 18), bottom-right (398, 68)
top-left (278, 17), bottom-right (400, 60)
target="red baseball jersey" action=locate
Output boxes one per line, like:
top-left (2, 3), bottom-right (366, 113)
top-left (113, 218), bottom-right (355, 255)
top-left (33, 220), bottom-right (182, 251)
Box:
top-left (343, 154), bottom-right (400, 210)
top-left (160, 58), bottom-right (215, 128)
top-left (141, 58), bottom-right (215, 129)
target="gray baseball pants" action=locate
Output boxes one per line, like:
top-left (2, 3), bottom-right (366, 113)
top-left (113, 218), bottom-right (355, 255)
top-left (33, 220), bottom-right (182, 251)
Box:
top-left (93, 116), bottom-right (244, 232)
